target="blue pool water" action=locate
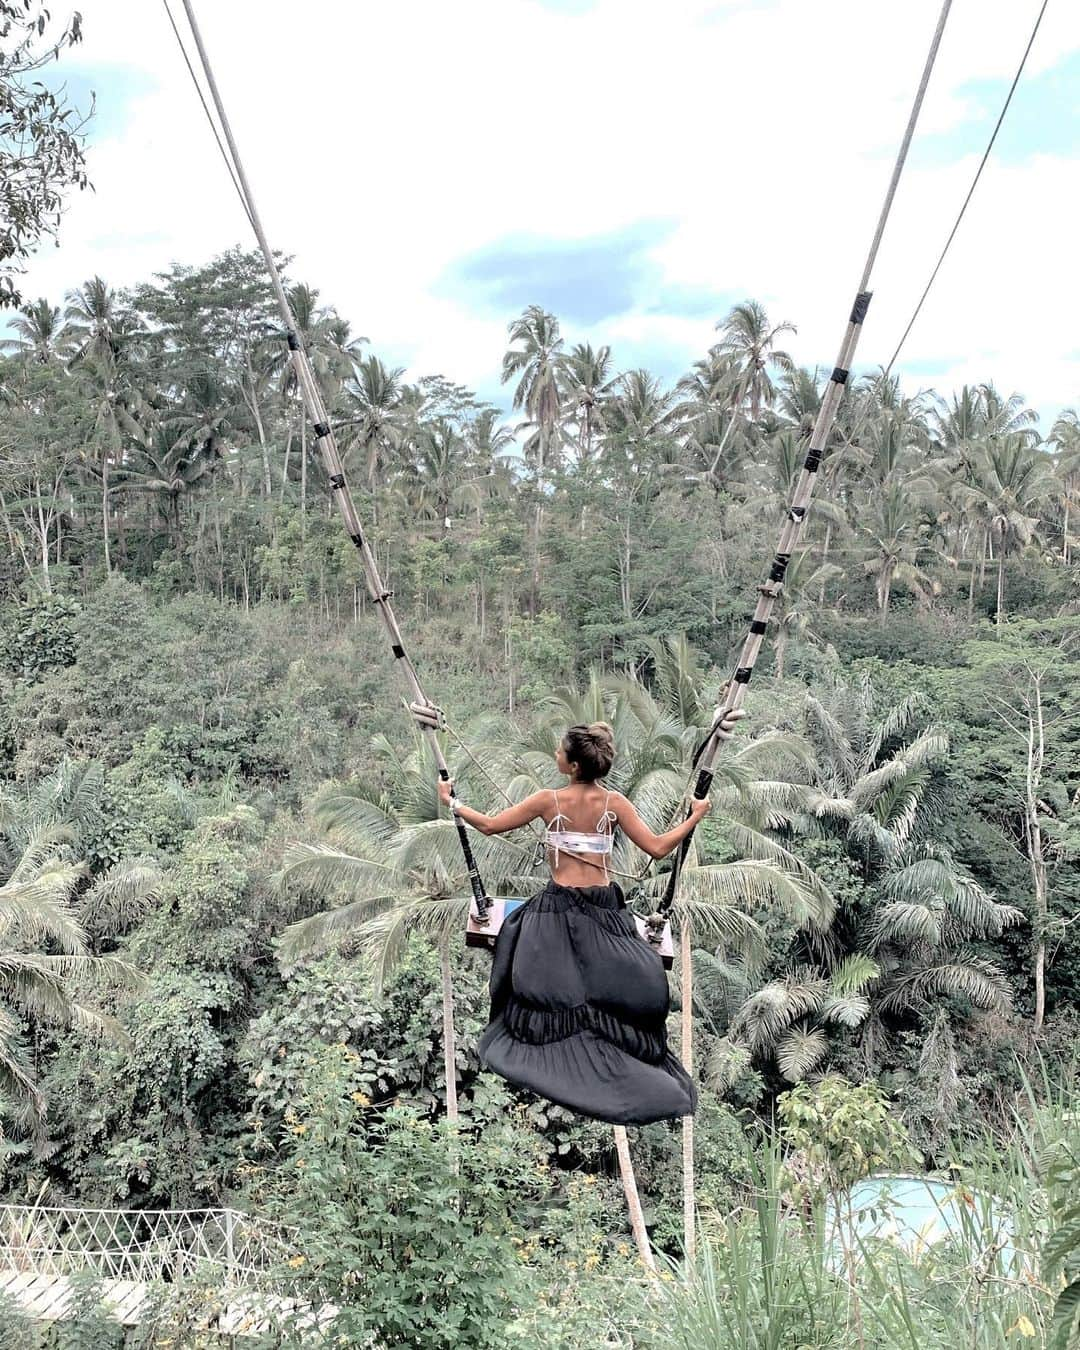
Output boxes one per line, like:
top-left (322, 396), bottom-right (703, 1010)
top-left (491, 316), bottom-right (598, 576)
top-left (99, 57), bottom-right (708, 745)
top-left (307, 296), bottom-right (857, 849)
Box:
top-left (824, 1173), bottom-right (1024, 1274)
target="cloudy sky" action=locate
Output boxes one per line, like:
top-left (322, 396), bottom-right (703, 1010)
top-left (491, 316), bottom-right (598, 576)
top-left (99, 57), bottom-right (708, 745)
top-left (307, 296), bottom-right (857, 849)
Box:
top-left (16, 0), bottom-right (1080, 428)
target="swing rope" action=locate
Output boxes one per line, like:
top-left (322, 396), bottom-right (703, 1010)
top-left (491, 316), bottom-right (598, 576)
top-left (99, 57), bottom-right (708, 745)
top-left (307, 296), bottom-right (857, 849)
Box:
top-left (168, 0), bottom-right (492, 918)
top-left (656, 0), bottom-right (956, 922)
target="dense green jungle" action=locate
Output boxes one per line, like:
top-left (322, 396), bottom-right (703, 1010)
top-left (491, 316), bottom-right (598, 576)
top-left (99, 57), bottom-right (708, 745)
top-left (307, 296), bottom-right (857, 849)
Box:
top-left (1, 9), bottom-right (1079, 1339)
top-left (0, 249), bottom-right (1078, 1347)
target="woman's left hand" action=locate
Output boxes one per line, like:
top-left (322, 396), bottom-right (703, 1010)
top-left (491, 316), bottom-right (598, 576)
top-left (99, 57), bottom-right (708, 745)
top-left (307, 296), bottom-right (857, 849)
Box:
top-left (437, 779), bottom-right (453, 807)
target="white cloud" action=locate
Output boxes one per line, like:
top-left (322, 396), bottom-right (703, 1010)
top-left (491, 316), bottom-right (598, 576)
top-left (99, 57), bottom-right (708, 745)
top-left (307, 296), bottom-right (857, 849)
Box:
top-left (16, 0), bottom-right (1080, 425)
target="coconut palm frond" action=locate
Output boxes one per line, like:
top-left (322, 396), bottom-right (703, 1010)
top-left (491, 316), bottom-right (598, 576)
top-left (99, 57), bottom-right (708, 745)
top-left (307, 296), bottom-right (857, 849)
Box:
top-left (395, 819), bottom-right (534, 893)
top-left (882, 856), bottom-right (954, 904)
top-left (829, 953), bottom-right (881, 995)
top-left (730, 975), bottom-right (828, 1053)
top-left (0, 1039), bottom-right (45, 1124)
top-left (0, 872), bottom-right (88, 953)
top-left (357, 896), bottom-right (473, 991)
top-left (850, 756), bottom-right (914, 812)
top-left (309, 786), bottom-right (399, 849)
top-left (79, 857), bottom-right (162, 937)
top-left (862, 693), bottom-right (930, 769)
top-left (724, 824), bottom-right (836, 926)
top-left (5, 830), bottom-right (79, 885)
top-left (877, 958), bottom-right (1011, 1014)
top-left (776, 1024), bottom-right (830, 1082)
top-left (874, 773), bottom-right (929, 847)
top-left (950, 875), bottom-right (1026, 938)
top-left (894, 729), bottom-right (950, 773)
top-left (819, 993), bottom-right (871, 1028)
top-left (804, 694), bottom-right (855, 784)
top-left (847, 811), bottom-right (900, 860)
top-left (277, 841), bottom-right (400, 898)
top-left (64, 1002), bottom-right (128, 1043)
top-left (730, 730), bottom-right (816, 777)
top-left (670, 859), bottom-right (815, 935)
top-left (867, 900), bottom-right (942, 950)
top-left (279, 892), bottom-right (402, 962)
top-left (702, 1035), bottom-right (753, 1093)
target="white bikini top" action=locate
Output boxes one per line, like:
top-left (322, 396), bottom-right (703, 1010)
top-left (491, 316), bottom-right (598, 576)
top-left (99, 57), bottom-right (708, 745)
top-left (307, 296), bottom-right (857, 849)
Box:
top-left (545, 788), bottom-right (617, 874)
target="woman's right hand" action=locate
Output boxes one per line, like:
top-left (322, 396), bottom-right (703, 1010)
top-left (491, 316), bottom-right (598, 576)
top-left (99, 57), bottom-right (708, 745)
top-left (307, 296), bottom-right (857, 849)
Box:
top-left (689, 795), bottom-right (712, 821)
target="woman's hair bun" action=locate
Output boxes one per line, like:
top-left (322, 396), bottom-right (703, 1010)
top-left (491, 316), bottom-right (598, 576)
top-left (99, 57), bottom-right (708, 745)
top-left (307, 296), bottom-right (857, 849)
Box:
top-left (563, 721), bottom-right (616, 782)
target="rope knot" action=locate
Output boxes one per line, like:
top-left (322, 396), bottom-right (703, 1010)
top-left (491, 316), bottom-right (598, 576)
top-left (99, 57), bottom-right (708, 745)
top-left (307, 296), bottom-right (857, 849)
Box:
top-left (408, 700), bottom-right (446, 731)
top-left (643, 912), bottom-right (667, 946)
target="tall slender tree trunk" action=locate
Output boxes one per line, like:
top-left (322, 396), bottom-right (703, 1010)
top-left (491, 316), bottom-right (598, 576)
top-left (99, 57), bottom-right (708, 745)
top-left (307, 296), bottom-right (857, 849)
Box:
top-left (613, 1126), bottom-right (656, 1275)
top-left (246, 360), bottom-right (272, 498)
top-left (1025, 679), bottom-right (1048, 1032)
top-left (35, 490), bottom-right (51, 594)
top-left (680, 922), bottom-right (696, 1262)
top-left (819, 521), bottom-right (832, 601)
top-left (101, 450), bottom-right (112, 572)
top-left (996, 551), bottom-right (1006, 628)
top-left (439, 932), bottom-right (459, 1122)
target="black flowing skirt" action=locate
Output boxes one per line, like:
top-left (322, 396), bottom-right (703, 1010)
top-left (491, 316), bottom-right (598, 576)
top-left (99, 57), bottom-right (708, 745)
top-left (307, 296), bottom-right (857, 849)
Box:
top-left (477, 880), bottom-right (697, 1125)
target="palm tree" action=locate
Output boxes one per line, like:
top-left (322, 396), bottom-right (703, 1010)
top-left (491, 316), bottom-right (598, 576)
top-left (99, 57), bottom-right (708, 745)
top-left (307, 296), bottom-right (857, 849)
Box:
top-left (858, 480), bottom-right (939, 625)
top-left (1049, 409), bottom-right (1080, 563)
top-left (957, 436), bottom-right (1054, 625)
top-left (501, 305), bottom-right (565, 477)
top-left (0, 762), bottom-right (147, 1133)
top-left (0, 297), bottom-right (75, 364)
top-left (711, 300), bottom-right (796, 422)
top-left (64, 276), bottom-right (123, 368)
top-left (560, 342), bottom-right (614, 462)
top-left (800, 678), bottom-right (950, 881)
top-left (122, 418), bottom-right (217, 548)
top-left (340, 355), bottom-right (406, 521)
top-left (603, 370), bottom-right (678, 465)
top-left (502, 306), bottom-right (564, 607)
top-left (766, 547), bottom-right (842, 678)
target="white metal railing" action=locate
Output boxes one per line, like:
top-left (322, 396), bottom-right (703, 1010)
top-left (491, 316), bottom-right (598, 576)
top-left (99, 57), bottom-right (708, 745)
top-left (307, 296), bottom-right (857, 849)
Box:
top-left (0, 1206), bottom-right (287, 1285)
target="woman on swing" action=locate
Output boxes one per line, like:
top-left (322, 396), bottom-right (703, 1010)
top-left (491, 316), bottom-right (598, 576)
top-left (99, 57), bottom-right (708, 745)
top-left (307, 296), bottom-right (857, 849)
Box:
top-left (437, 713), bottom-right (743, 1126)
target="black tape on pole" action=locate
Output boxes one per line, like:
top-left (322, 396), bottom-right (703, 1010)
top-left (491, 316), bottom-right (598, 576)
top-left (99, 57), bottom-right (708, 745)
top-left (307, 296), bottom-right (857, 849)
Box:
top-left (850, 291), bottom-right (873, 324)
top-left (660, 768), bottom-right (716, 914)
top-left (734, 667), bottom-right (753, 683)
top-left (804, 448), bottom-right (823, 472)
top-left (391, 644), bottom-right (405, 659)
top-left (329, 473), bottom-right (345, 490)
top-left (769, 554), bottom-right (790, 582)
top-left (830, 367), bottom-right (849, 385)
top-left (287, 331), bottom-right (300, 351)
top-left (314, 422), bottom-right (331, 439)
top-left (749, 620), bottom-right (768, 635)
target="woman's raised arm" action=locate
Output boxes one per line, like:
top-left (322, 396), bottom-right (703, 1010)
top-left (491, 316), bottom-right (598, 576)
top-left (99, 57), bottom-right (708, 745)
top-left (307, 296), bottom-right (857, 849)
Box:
top-left (610, 792), bottom-right (711, 860)
top-left (437, 782), bottom-right (548, 836)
